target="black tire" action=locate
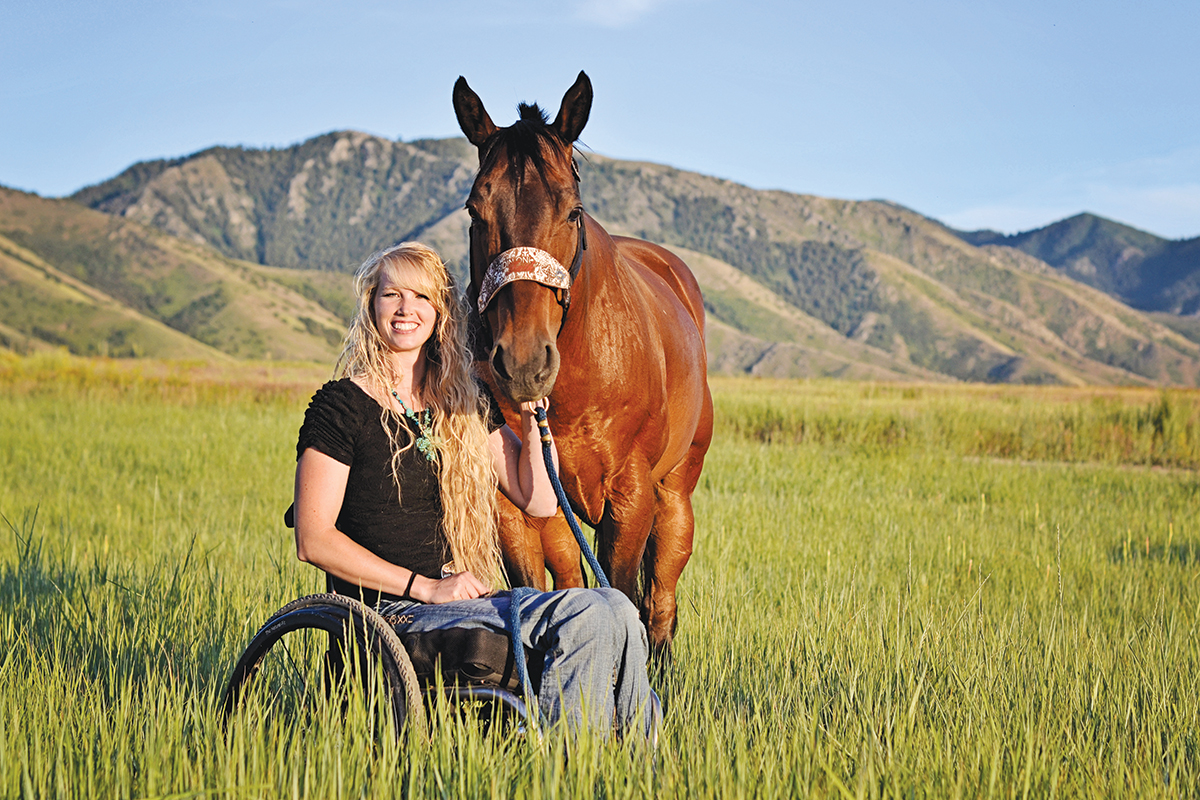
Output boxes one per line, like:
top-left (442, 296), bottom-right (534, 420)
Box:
top-left (221, 593), bottom-right (427, 738)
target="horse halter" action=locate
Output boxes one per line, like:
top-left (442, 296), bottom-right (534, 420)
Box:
top-left (475, 214), bottom-right (588, 317)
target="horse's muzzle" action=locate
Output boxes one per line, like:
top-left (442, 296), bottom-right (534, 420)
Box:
top-left (490, 340), bottom-right (560, 403)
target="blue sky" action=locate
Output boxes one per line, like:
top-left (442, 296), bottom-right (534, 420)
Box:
top-left (3, 0), bottom-right (1198, 238)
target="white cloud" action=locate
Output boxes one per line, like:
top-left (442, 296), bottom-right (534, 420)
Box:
top-left (1085, 184), bottom-right (1200, 240)
top-left (939, 205), bottom-right (1082, 235)
top-left (574, 0), bottom-right (672, 27)
top-left (939, 146), bottom-right (1200, 239)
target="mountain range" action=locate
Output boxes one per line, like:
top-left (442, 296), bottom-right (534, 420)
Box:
top-left (954, 214), bottom-right (1200, 316)
top-left (2, 129), bottom-right (1198, 386)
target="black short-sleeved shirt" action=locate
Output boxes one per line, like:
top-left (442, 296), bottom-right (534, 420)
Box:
top-left (296, 378), bottom-right (505, 604)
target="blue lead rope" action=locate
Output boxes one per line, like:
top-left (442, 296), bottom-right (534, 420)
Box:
top-left (507, 407), bottom-right (612, 731)
top-left (533, 407), bottom-right (610, 589)
top-left (507, 585), bottom-right (539, 729)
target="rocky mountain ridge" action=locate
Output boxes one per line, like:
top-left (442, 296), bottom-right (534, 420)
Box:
top-left (1, 130), bottom-right (1196, 385)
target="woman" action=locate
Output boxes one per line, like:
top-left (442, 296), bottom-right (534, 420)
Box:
top-left (292, 242), bottom-right (652, 736)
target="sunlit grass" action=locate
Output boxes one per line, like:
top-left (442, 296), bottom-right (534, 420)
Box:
top-left (1, 356), bottom-right (1197, 797)
top-left (712, 376), bottom-right (1200, 468)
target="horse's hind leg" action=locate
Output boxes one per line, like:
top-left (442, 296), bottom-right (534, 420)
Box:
top-left (643, 398), bottom-right (713, 658)
top-left (642, 475), bottom-right (695, 660)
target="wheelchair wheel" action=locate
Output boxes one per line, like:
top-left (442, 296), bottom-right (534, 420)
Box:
top-left (221, 593), bottom-right (427, 738)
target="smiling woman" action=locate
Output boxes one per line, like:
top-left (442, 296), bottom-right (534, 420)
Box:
top-left (373, 279), bottom-right (436, 358)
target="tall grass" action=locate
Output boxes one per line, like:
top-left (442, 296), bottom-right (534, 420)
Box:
top-left (1, 356), bottom-right (1197, 797)
top-left (714, 377), bottom-right (1200, 468)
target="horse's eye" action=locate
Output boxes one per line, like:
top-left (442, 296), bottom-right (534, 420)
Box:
top-left (465, 205), bottom-right (480, 221)
top-left (568, 207), bottom-right (583, 224)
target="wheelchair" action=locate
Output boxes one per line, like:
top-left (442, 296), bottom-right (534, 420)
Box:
top-left (220, 587), bottom-right (661, 741)
top-left (220, 589), bottom-right (540, 738)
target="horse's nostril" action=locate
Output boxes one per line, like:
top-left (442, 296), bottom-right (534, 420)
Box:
top-left (536, 344), bottom-right (556, 382)
top-left (491, 346), bottom-right (511, 381)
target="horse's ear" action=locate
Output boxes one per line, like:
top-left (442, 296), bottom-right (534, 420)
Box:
top-left (552, 71), bottom-right (592, 144)
top-left (453, 76), bottom-right (497, 148)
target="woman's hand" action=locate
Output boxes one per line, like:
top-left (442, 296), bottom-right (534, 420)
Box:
top-left (489, 397), bottom-right (559, 518)
top-left (517, 397), bottom-right (549, 415)
top-left (420, 570), bottom-right (490, 603)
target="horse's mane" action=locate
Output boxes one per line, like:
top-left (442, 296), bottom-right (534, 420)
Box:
top-left (479, 102), bottom-right (574, 188)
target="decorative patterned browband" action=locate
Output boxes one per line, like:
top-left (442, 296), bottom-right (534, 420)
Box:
top-left (476, 247), bottom-right (572, 314)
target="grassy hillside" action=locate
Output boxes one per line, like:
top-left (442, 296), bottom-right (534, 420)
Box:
top-left (1151, 310), bottom-right (1200, 347)
top-left (667, 244), bottom-right (947, 380)
top-left (0, 233), bottom-right (225, 359)
top-left (580, 157), bottom-right (1200, 385)
top-left (0, 187), bottom-right (346, 361)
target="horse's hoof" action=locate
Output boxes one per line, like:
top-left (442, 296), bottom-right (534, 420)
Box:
top-left (649, 641), bottom-right (674, 676)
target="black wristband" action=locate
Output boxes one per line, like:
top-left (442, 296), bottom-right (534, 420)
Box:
top-left (402, 571), bottom-right (417, 601)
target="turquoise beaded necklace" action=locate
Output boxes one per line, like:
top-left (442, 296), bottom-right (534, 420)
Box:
top-left (391, 390), bottom-right (436, 461)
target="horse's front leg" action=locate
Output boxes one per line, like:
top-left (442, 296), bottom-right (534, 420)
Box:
top-left (540, 513), bottom-right (585, 589)
top-left (597, 469), bottom-right (657, 614)
top-left (496, 492), bottom-right (547, 590)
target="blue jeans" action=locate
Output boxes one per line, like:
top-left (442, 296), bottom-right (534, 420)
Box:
top-left (380, 587), bottom-right (652, 737)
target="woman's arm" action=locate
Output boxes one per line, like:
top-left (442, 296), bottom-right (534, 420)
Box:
top-left (294, 447), bottom-right (489, 602)
top-left (489, 400), bottom-right (560, 518)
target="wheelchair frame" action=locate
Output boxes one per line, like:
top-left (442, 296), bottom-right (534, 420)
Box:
top-left (220, 592), bottom-right (532, 737)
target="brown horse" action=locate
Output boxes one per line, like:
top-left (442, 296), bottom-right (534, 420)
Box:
top-left (453, 72), bottom-right (713, 655)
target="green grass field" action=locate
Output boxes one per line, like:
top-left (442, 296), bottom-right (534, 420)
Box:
top-left (1, 353), bottom-right (1197, 798)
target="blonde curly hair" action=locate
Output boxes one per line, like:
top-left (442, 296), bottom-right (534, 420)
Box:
top-left (336, 242), bottom-right (504, 589)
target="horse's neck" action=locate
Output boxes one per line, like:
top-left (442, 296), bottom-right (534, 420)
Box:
top-left (563, 226), bottom-right (617, 333)
top-left (558, 227), bottom-right (644, 370)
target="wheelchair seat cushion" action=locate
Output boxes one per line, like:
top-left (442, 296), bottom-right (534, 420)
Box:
top-left (392, 625), bottom-right (543, 694)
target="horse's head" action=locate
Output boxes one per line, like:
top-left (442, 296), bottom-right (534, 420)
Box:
top-left (453, 72), bottom-right (593, 403)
